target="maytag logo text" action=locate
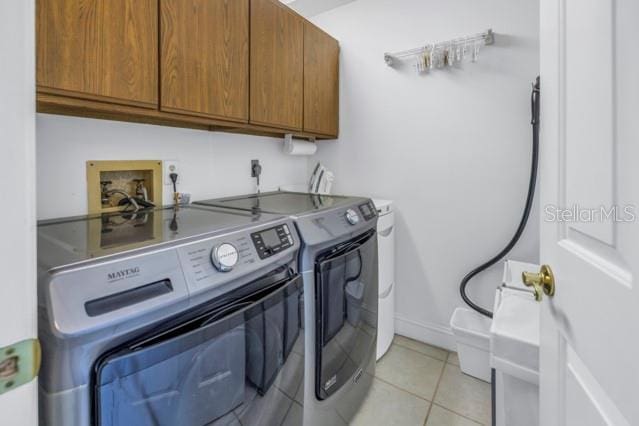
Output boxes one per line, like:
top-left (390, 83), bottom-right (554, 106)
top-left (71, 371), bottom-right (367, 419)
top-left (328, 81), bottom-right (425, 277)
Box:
top-left (107, 267), bottom-right (141, 282)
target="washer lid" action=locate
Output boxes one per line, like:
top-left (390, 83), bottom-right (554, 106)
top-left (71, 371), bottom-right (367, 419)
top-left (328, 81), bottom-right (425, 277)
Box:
top-left (38, 205), bottom-right (283, 271)
top-left (195, 191), bottom-right (359, 215)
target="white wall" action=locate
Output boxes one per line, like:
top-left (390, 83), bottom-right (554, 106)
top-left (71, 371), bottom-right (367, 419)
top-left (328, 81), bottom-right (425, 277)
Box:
top-left (35, 0), bottom-right (540, 352)
top-left (311, 0), bottom-right (540, 348)
top-left (36, 115), bottom-right (309, 220)
top-left (0, 1), bottom-right (39, 424)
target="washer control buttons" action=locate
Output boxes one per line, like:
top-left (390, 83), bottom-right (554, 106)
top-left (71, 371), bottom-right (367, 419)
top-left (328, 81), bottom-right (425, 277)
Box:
top-left (345, 209), bottom-right (360, 225)
top-left (251, 225), bottom-right (294, 259)
top-left (359, 202), bottom-right (377, 221)
top-left (211, 243), bottom-right (239, 272)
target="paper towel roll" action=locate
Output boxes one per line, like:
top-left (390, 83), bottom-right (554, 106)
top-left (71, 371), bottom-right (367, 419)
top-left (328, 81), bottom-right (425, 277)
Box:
top-left (283, 137), bottom-right (317, 156)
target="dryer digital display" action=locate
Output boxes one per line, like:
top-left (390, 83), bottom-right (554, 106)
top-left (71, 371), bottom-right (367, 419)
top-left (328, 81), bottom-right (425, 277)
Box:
top-left (261, 228), bottom-right (281, 248)
top-left (251, 225), bottom-right (293, 259)
top-left (359, 202), bottom-right (377, 221)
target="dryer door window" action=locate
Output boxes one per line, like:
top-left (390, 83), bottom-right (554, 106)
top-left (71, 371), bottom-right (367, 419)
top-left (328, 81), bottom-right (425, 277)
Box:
top-left (315, 230), bottom-right (378, 400)
top-left (93, 271), bottom-right (304, 426)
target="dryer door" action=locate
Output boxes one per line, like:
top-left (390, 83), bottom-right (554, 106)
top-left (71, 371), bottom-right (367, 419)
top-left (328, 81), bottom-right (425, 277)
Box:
top-left (93, 271), bottom-right (304, 426)
top-left (315, 230), bottom-right (378, 400)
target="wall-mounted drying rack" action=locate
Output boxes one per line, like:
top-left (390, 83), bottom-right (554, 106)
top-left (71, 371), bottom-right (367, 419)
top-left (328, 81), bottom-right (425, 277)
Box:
top-left (384, 29), bottom-right (494, 73)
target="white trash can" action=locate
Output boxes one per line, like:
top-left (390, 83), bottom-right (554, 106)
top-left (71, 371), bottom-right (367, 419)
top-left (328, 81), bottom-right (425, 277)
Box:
top-left (450, 307), bottom-right (492, 382)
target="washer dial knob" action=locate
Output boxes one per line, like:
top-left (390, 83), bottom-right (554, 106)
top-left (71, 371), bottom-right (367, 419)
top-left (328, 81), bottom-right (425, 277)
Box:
top-left (345, 209), bottom-right (360, 226)
top-left (211, 243), bottom-right (239, 272)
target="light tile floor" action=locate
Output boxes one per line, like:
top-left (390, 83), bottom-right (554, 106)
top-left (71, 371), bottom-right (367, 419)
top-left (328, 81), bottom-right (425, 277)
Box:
top-left (351, 335), bottom-right (491, 426)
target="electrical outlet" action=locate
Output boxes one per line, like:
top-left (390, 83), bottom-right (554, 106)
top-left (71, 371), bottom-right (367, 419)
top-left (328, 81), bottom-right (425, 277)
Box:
top-left (164, 160), bottom-right (180, 185)
top-left (251, 159), bottom-right (261, 177)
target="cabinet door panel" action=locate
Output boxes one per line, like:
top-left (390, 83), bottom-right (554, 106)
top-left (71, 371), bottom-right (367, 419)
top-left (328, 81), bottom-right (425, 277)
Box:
top-left (304, 24), bottom-right (339, 137)
top-left (250, 0), bottom-right (303, 130)
top-left (161, 0), bottom-right (249, 121)
top-left (37, 0), bottom-right (158, 107)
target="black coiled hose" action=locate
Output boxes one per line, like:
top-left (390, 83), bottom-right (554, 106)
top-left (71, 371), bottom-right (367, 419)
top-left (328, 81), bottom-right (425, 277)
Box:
top-left (459, 76), bottom-right (541, 318)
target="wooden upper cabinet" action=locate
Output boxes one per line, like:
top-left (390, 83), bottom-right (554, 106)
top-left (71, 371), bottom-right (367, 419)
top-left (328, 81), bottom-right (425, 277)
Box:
top-left (250, 0), bottom-right (304, 131)
top-left (37, 0), bottom-right (158, 108)
top-left (36, 0), bottom-right (339, 139)
top-left (304, 23), bottom-right (339, 137)
top-left (160, 0), bottom-right (249, 122)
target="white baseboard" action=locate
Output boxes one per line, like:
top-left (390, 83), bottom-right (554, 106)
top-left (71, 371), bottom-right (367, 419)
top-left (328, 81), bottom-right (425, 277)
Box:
top-left (394, 315), bottom-right (457, 352)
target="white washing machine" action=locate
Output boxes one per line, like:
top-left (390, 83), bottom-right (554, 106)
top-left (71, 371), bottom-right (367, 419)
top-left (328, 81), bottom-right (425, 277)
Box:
top-left (373, 199), bottom-right (395, 360)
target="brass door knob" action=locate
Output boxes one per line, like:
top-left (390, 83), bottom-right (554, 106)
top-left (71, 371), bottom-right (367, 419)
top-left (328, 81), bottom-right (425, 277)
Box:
top-left (521, 264), bottom-right (555, 301)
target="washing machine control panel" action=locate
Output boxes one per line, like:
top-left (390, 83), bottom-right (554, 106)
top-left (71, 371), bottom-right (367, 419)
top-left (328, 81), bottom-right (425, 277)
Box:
top-left (177, 220), bottom-right (298, 295)
top-left (345, 208), bottom-right (360, 225)
top-left (210, 243), bottom-right (239, 272)
top-left (358, 201), bottom-right (377, 221)
top-left (251, 224), bottom-right (294, 259)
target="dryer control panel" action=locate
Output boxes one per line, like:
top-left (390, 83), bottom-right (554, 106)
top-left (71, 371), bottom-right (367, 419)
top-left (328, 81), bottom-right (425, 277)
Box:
top-left (251, 224), bottom-right (294, 259)
top-left (358, 201), bottom-right (377, 221)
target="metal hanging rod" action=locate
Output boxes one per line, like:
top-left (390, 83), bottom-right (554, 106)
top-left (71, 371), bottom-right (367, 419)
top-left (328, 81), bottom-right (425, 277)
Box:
top-left (384, 29), bottom-right (494, 68)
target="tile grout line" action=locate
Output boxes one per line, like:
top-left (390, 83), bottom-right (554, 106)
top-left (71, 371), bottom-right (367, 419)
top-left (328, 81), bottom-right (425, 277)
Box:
top-left (373, 372), bottom-right (484, 426)
top-left (389, 342), bottom-right (463, 375)
top-left (391, 340), bottom-right (451, 364)
top-left (430, 402), bottom-right (485, 425)
top-left (374, 373), bottom-right (485, 426)
top-left (422, 355), bottom-right (447, 426)
top-left (378, 340), bottom-right (484, 424)
top-left (373, 376), bottom-right (433, 403)
top-left (374, 355), bottom-right (486, 425)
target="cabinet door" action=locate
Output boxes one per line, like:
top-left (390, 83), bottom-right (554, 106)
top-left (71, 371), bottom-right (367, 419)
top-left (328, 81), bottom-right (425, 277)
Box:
top-left (37, 0), bottom-right (158, 108)
top-left (161, 0), bottom-right (249, 122)
top-left (250, 0), bottom-right (303, 130)
top-left (304, 23), bottom-right (339, 137)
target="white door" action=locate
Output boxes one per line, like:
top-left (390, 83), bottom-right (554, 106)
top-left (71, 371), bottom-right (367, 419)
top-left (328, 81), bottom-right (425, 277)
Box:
top-left (0, 0), bottom-right (38, 425)
top-left (539, 0), bottom-right (639, 424)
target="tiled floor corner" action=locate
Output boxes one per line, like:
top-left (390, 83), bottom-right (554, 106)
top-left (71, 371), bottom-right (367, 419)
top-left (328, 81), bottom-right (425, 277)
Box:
top-left (350, 378), bottom-right (430, 426)
top-left (352, 335), bottom-right (491, 425)
top-left (375, 344), bottom-right (445, 401)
